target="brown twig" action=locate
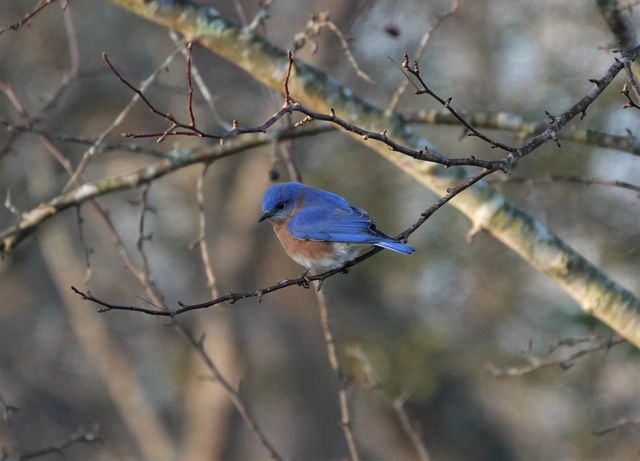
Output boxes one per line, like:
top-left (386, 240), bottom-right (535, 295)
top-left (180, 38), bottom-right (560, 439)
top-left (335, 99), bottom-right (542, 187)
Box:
top-left (106, 48), bottom-right (504, 173)
top-left (291, 103), bottom-right (506, 170)
top-left (400, 109), bottom-right (640, 158)
top-left (0, 2), bottom-right (78, 158)
top-left (505, 45), bottom-right (640, 167)
top-left (385, 0), bottom-right (461, 116)
top-left (102, 51), bottom-right (217, 141)
top-left (398, 55), bottom-right (516, 153)
top-left (72, 167), bottom-right (493, 316)
top-left (170, 32), bottom-right (230, 130)
top-left (486, 335), bottom-right (624, 378)
top-left (105, 49), bottom-right (504, 169)
top-left (185, 42), bottom-right (197, 127)
top-left (292, 11), bottom-right (373, 84)
top-left (0, 0), bottom-right (59, 35)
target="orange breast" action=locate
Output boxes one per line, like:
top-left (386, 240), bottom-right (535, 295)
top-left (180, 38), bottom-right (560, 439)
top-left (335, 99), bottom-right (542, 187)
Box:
top-left (272, 220), bottom-right (336, 265)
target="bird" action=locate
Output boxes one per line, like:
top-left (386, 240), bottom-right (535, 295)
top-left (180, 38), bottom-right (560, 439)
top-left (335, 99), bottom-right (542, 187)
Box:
top-left (259, 182), bottom-right (415, 271)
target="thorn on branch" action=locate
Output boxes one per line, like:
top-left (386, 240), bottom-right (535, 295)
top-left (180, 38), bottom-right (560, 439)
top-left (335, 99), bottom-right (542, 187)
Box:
top-left (544, 110), bottom-right (557, 123)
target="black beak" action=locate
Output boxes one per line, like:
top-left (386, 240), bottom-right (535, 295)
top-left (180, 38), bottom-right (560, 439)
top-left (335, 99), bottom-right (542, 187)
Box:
top-left (258, 211), bottom-right (275, 223)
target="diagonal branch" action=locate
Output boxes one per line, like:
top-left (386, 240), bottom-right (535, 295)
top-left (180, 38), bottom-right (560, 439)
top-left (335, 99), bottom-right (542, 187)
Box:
top-left (0, 0), bottom-right (60, 35)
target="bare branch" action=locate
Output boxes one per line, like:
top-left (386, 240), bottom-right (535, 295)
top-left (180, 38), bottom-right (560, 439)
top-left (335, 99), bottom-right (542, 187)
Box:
top-left (63, 43), bottom-right (187, 190)
top-left (506, 45), bottom-right (640, 166)
top-left (398, 54), bottom-right (516, 153)
top-left (0, 0), bottom-right (60, 36)
top-left (72, 168), bottom-right (493, 316)
top-left (401, 109), bottom-right (640, 158)
top-left (292, 11), bottom-right (373, 83)
top-left (486, 335), bottom-right (624, 378)
top-left (314, 285), bottom-right (360, 461)
top-left (0, 118), bottom-right (170, 158)
top-left (385, 0), bottom-right (461, 116)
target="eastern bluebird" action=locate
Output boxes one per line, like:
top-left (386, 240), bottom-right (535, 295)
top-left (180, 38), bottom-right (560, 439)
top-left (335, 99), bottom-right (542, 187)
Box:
top-left (259, 182), bottom-right (415, 270)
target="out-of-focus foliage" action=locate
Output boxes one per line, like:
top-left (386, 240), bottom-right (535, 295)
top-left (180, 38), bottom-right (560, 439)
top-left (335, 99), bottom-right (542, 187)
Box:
top-left (0, 1), bottom-right (639, 460)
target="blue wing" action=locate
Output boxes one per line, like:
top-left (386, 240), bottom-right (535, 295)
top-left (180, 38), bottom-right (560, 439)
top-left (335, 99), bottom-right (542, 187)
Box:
top-left (288, 205), bottom-right (415, 254)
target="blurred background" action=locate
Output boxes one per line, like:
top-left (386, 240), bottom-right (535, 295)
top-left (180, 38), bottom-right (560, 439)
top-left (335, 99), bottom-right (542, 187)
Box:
top-left (1, 0), bottom-right (639, 460)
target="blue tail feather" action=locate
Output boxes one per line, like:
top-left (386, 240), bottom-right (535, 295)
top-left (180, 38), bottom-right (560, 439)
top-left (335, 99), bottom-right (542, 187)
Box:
top-left (375, 239), bottom-right (415, 255)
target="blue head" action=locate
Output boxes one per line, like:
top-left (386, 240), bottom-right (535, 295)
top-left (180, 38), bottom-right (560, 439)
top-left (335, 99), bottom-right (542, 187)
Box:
top-left (259, 182), bottom-right (306, 223)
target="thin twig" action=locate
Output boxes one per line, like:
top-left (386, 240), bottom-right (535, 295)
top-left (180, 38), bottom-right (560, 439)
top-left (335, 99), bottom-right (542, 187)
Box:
top-left (170, 31), bottom-right (230, 130)
top-left (0, 118), bottom-right (169, 157)
top-left (63, 43), bottom-right (187, 191)
top-left (398, 54), bottom-right (516, 153)
top-left (292, 11), bottom-right (373, 83)
top-left (0, 2), bottom-right (78, 158)
top-left (486, 335), bottom-right (624, 378)
top-left (393, 398), bottom-right (431, 461)
top-left (505, 45), bottom-right (640, 167)
top-left (72, 168), bottom-right (493, 316)
top-left (385, 0), bottom-right (461, 116)
top-left (104, 50), bottom-right (504, 169)
top-left (75, 205), bottom-right (93, 285)
top-left (0, 0), bottom-right (59, 35)
top-left (291, 103), bottom-right (505, 170)
top-left (0, 125), bottom-right (332, 253)
top-left (314, 284), bottom-right (360, 461)
top-left (185, 42), bottom-right (196, 127)
top-left (400, 109), bottom-right (640, 158)
top-left (195, 164), bottom-right (219, 297)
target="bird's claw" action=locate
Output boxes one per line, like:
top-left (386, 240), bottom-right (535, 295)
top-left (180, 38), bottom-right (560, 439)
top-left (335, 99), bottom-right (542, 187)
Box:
top-left (298, 269), bottom-right (312, 289)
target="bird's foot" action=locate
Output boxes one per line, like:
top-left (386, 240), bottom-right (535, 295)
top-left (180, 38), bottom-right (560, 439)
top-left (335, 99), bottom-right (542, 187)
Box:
top-left (298, 269), bottom-right (312, 289)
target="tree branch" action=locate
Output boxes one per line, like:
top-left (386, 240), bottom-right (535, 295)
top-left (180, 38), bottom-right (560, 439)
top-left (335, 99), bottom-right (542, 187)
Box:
top-left (401, 109), bottom-right (640, 158)
top-left (0, 125), bottom-right (329, 253)
top-left (34, 0), bottom-right (640, 348)
top-left (72, 168), bottom-right (492, 315)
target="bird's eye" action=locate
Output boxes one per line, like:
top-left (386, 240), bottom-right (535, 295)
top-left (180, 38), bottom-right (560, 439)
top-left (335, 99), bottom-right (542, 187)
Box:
top-left (276, 202), bottom-right (285, 210)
